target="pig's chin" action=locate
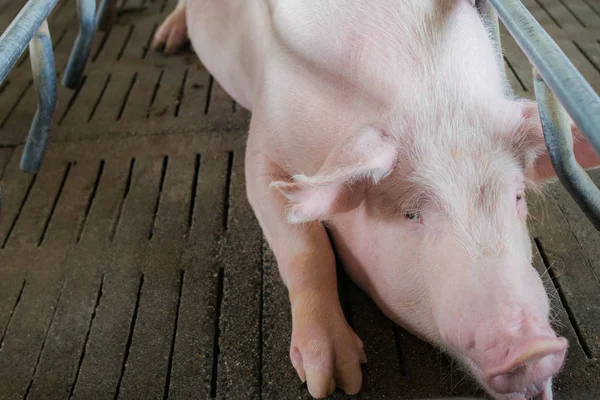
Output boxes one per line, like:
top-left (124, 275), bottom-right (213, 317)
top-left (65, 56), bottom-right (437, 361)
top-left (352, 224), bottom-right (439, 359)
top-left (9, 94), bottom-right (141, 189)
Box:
top-left (486, 381), bottom-right (553, 400)
top-left (461, 359), bottom-right (554, 400)
top-left (484, 376), bottom-right (553, 400)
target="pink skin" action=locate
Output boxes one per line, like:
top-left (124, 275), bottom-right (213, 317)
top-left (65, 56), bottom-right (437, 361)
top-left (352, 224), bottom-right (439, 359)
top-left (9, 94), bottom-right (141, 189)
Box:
top-left (153, 1), bottom-right (600, 399)
top-left (151, 0), bottom-right (188, 55)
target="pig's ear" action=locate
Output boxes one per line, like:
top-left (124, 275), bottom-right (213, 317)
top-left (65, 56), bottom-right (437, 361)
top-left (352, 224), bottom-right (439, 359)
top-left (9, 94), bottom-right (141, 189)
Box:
top-left (517, 101), bottom-right (600, 183)
top-left (271, 126), bottom-right (398, 223)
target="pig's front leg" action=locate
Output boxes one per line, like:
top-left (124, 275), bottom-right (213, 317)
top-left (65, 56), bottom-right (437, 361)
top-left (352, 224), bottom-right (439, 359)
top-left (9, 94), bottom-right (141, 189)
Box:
top-left (245, 147), bottom-right (367, 398)
top-left (152, 0), bottom-right (188, 55)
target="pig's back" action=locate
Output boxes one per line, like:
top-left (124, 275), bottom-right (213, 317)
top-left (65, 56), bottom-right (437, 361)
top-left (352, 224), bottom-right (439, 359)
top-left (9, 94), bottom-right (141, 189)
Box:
top-left (270, 0), bottom-right (455, 103)
top-left (186, 0), bottom-right (476, 111)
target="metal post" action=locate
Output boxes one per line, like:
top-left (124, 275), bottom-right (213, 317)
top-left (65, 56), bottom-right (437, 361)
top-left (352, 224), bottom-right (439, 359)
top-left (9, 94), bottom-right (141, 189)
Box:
top-left (96, 0), bottom-right (118, 32)
top-left (533, 69), bottom-right (600, 230)
top-left (21, 20), bottom-right (56, 174)
top-left (62, 0), bottom-right (96, 89)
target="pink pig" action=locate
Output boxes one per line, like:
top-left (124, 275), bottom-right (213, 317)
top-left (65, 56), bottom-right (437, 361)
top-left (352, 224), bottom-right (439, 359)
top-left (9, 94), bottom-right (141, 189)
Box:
top-left (153, 1), bottom-right (600, 399)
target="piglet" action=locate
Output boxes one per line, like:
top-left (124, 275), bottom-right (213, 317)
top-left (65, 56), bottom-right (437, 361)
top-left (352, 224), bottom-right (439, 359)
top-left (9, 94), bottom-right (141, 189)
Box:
top-left (153, 1), bottom-right (600, 399)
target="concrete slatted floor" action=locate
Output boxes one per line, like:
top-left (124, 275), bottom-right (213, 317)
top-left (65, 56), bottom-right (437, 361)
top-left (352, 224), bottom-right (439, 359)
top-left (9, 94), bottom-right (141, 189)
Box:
top-left (0, 0), bottom-right (599, 399)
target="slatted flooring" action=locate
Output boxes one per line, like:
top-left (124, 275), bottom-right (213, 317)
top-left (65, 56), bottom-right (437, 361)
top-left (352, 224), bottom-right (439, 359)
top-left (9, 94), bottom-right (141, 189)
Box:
top-left (0, 0), bottom-right (599, 399)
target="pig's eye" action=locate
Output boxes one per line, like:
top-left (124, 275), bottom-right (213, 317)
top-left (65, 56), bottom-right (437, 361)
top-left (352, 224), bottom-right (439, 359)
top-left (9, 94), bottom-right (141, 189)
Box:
top-left (516, 192), bottom-right (525, 202)
top-left (404, 211), bottom-right (422, 223)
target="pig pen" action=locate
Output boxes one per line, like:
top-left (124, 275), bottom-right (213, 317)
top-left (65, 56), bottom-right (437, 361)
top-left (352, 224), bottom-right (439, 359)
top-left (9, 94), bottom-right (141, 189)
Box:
top-left (0, 0), bottom-right (599, 399)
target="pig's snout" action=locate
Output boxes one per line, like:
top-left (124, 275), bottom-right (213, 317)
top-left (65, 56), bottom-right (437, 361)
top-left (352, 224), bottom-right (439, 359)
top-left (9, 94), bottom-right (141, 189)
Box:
top-left (482, 336), bottom-right (567, 396)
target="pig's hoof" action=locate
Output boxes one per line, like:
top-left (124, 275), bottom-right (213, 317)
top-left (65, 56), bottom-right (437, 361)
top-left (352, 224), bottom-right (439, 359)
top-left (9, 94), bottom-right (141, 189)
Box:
top-left (152, 7), bottom-right (188, 56)
top-left (290, 300), bottom-right (367, 399)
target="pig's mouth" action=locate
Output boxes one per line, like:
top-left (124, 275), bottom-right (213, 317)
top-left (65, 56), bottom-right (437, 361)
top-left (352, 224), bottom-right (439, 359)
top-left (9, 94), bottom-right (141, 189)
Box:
top-left (465, 363), bottom-right (552, 400)
top-left (493, 379), bottom-right (551, 400)
top-left (473, 367), bottom-right (553, 400)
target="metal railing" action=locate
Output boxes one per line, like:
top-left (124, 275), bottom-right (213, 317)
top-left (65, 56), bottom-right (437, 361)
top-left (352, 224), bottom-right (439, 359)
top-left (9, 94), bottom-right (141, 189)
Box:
top-left (63, 0), bottom-right (96, 89)
top-left (0, 0), bottom-right (59, 175)
top-left (97, 0), bottom-right (118, 32)
top-left (477, 0), bottom-right (600, 231)
top-left (0, 0), bottom-right (101, 211)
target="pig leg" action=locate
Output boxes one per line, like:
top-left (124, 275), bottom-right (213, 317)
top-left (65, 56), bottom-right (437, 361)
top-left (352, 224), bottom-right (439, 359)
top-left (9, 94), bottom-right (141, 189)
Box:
top-left (245, 126), bottom-right (367, 398)
top-left (152, 0), bottom-right (188, 55)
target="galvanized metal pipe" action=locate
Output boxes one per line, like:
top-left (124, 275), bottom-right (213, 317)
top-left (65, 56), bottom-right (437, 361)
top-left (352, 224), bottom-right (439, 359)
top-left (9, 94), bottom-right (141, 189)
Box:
top-left (96, 0), bottom-right (118, 32)
top-left (488, 0), bottom-right (600, 158)
top-left (0, 0), bottom-right (59, 84)
top-left (21, 20), bottom-right (56, 174)
top-left (533, 70), bottom-right (600, 230)
top-left (484, 0), bottom-right (600, 229)
top-left (63, 0), bottom-right (96, 89)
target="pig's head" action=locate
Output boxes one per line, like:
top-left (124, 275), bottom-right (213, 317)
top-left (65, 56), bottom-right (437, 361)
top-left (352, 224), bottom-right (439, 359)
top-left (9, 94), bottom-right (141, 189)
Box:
top-left (273, 100), bottom-right (600, 399)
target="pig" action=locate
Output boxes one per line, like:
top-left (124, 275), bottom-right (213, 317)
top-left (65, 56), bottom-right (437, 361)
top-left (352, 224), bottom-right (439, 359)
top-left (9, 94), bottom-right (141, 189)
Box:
top-left (152, 1), bottom-right (600, 399)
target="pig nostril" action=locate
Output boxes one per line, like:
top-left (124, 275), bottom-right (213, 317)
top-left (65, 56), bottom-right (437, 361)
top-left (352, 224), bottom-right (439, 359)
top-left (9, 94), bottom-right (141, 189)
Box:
top-left (483, 337), bottom-right (567, 394)
top-left (484, 337), bottom-right (567, 377)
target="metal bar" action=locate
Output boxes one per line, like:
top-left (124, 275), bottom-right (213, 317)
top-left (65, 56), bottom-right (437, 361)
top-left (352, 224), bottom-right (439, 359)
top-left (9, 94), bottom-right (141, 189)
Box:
top-left (21, 20), bottom-right (56, 174)
top-left (0, 0), bottom-right (59, 85)
top-left (484, 0), bottom-right (600, 229)
top-left (96, 0), bottom-right (118, 32)
top-left (488, 0), bottom-right (600, 157)
top-left (533, 70), bottom-right (600, 230)
top-left (62, 0), bottom-right (96, 89)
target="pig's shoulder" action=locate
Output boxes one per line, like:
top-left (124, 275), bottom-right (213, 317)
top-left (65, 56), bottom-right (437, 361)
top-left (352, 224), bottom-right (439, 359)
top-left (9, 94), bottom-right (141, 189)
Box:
top-left (270, 1), bottom-right (376, 73)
